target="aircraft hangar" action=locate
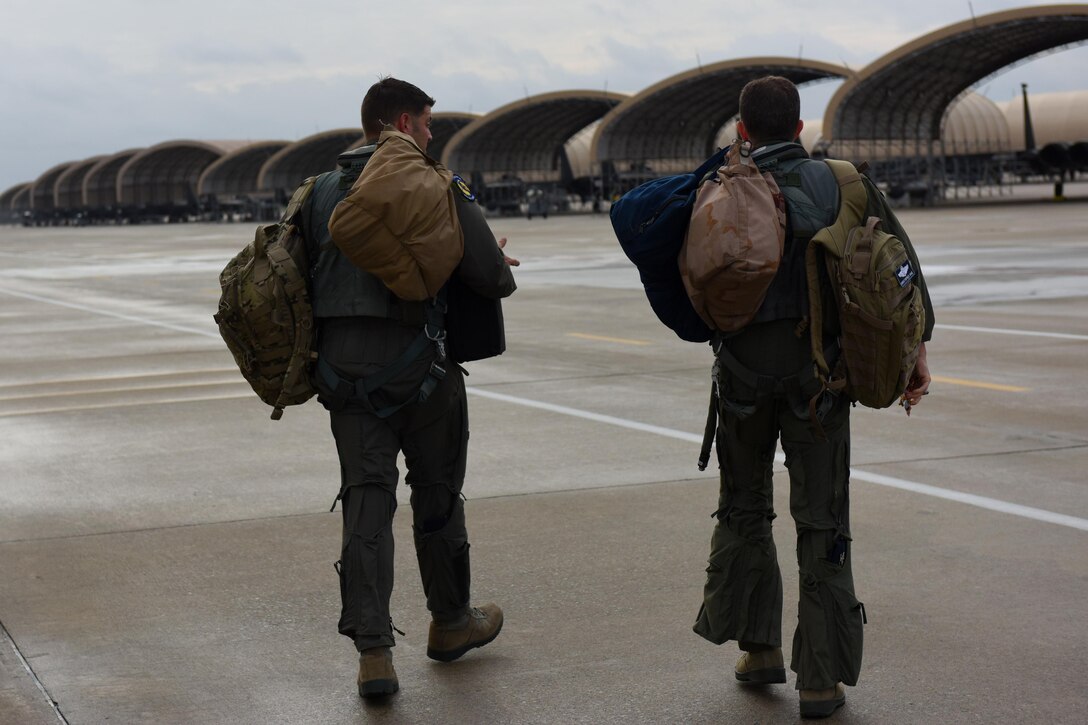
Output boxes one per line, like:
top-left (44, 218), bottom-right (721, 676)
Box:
top-left (3, 4), bottom-right (1087, 223)
top-left (591, 57), bottom-right (849, 193)
top-left (29, 161), bottom-right (78, 213)
top-left (442, 90), bottom-right (626, 211)
top-left (82, 148), bottom-right (142, 213)
top-left (823, 4), bottom-right (1088, 200)
top-left (54, 155), bottom-right (107, 212)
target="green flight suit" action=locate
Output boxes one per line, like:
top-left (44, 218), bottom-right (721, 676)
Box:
top-left (693, 142), bottom-right (892, 690)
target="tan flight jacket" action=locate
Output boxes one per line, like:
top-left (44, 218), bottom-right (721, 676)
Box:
top-left (328, 129), bottom-right (464, 301)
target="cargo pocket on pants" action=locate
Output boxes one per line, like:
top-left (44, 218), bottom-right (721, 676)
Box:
top-left (819, 580), bottom-right (865, 687)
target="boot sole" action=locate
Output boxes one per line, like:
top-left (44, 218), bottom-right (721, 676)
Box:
top-left (735, 666), bottom-right (787, 684)
top-left (359, 678), bottom-right (399, 698)
top-left (799, 694), bottom-right (845, 719)
top-left (426, 616), bottom-right (504, 662)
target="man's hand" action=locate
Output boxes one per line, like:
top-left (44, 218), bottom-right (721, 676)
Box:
top-left (902, 341), bottom-right (930, 412)
top-left (497, 237), bottom-right (520, 267)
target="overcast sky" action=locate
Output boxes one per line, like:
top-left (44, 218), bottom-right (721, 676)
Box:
top-left (2, 0), bottom-right (1085, 191)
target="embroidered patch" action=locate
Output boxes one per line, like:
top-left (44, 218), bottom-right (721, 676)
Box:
top-left (452, 175), bottom-right (476, 202)
top-left (896, 259), bottom-right (916, 288)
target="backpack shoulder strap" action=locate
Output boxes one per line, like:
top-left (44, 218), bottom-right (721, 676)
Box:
top-left (821, 160), bottom-right (867, 245)
top-left (282, 176), bottom-right (318, 223)
top-left (806, 159), bottom-right (867, 386)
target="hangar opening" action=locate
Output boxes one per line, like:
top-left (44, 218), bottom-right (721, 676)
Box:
top-left (443, 91), bottom-right (626, 215)
top-left (592, 58), bottom-right (849, 196)
top-left (822, 5), bottom-right (1088, 204)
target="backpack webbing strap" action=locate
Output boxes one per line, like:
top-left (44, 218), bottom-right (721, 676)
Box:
top-left (283, 176), bottom-right (317, 224)
top-left (260, 177), bottom-right (318, 420)
top-left (266, 241), bottom-right (315, 420)
top-left (806, 160), bottom-right (867, 380)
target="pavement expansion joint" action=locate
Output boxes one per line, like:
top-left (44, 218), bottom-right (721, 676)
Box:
top-left (857, 442), bottom-right (1088, 469)
top-left (1, 618), bottom-right (68, 724)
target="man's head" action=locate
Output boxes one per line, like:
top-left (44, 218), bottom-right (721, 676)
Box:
top-left (737, 75), bottom-right (803, 147)
top-left (361, 77), bottom-right (436, 152)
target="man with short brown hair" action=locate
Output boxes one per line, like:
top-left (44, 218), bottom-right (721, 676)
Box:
top-left (299, 76), bottom-right (516, 699)
top-left (692, 75), bottom-right (933, 718)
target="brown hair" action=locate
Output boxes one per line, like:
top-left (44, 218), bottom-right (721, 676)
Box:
top-left (361, 77), bottom-right (436, 138)
top-left (739, 76), bottom-right (800, 144)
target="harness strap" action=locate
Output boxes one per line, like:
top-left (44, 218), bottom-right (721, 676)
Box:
top-left (697, 378), bottom-right (718, 471)
top-left (709, 338), bottom-right (840, 441)
top-left (316, 289), bottom-right (449, 420)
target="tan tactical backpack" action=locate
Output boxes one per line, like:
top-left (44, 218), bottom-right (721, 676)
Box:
top-left (214, 178), bottom-right (318, 420)
top-left (679, 141), bottom-right (786, 331)
top-left (806, 160), bottom-right (925, 409)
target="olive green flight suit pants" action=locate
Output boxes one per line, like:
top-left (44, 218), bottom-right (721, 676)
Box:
top-left (693, 321), bottom-right (865, 690)
top-left (318, 317), bottom-right (472, 653)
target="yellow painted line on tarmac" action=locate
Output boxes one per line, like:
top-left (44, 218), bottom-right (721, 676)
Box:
top-left (931, 375), bottom-right (1028, 393)
top-left (567, 332), bottom-right (652, 346)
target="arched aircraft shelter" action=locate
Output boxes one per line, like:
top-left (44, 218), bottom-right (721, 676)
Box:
top-left (197, 141), bottom-right (290, 198)
top-left (443, 91), bottom-right (626, 183)
top-left (54, 156), bottom-right (107, 210)
top-left (428, 112), bottom-right (478, 164)
top-left (117, 140), bottom-right (246, 209)
top-left (592, 57), bottom-right (849, 191)
top-left (823, 4), bottom-right (1088, 194)
top-left (83, 149), bottom-right (142, 209)
top-left (29, 161), bottom-right (77, 211)
top-left (257, 129), bottom-right (366, 196)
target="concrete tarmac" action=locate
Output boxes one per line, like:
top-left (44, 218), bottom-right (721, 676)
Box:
top-left (1, 198), bottom-right (1086, 723)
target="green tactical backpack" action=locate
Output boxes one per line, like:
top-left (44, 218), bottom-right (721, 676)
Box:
top-left (214, 178), bottom-right (318, 420)
top-left (806, 160), bottom-right (925, 409)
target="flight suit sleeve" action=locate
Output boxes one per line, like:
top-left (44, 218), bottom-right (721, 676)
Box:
top-left (865, 177), bottom-right (936, 342)
top-left (453, 190), bottom-right (516, 300)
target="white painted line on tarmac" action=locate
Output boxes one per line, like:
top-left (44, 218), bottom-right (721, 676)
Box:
top-left (0, 287), bottom-right (220, 339)
top-left (848, 469), bottom-right (1088, 531)
top-left (467, 387), bottom-right (704, 444)
top-left (5, 284), bottom-right (1084, 531)
top-left (466, 387), bottom-right (1088, 532)
top-left (936, 323), bottom-right (1088, 341)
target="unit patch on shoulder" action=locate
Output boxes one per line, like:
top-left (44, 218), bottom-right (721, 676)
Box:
top-left (452, 175), bottom-right (476, 202)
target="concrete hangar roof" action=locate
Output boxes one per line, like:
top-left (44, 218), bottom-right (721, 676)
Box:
top-left (592, 58), bottom-right (850, 175)
top-left (442, 91), bottom-right (627, 182)
top-left (256, 113), bottom-right (476, 195)
top-left (824, 4), bottom-right (1088, 157)
top-left (117, 140), bottom-right (249, 206)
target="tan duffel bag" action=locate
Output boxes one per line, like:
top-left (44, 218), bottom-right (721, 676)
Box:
top-left (329, 129), bottom-right (464, 301)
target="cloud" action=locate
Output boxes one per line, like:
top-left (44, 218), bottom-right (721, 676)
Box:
top-left (2, 0), bottom-right (1086, 190)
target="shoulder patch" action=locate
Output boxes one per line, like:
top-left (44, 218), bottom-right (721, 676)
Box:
top-left (452, 175), bottom-right (476, 202)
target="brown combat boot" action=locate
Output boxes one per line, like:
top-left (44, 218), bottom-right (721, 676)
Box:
top-left (734, 647), bottom-right (786, 684)
top-left (357, 646), bottom-right (399, 698)
top-left (426, 603), bottom-right (503, 662)
top-left (799, 682), bottom-right (845, 719)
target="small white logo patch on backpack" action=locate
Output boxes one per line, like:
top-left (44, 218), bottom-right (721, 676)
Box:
top-left (896, 261), bottom-right (915, 288)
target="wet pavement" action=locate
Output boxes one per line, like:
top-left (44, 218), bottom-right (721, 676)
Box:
top-left (1, 196), bottom-right (1086, 723)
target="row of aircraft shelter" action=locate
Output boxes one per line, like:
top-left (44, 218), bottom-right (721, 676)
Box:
top-left (4, 5), bottom-right (1088, 224)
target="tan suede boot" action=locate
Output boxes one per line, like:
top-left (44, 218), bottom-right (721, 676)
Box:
top-left (734, 647), bottom-right (786, 684)
top-left (799, 682), bottom-right (845, 719)
top-left (426, 603), bottom-right (503, 662)
top-left (357, 646), bottom-right (398, 698)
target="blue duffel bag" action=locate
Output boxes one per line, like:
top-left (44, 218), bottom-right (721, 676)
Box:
top-left (609, 147), bottom-right (728, 343)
